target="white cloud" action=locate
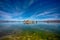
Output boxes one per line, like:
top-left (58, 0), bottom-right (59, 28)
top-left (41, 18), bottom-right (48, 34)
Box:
top-left (36, 8), bottom-right (57, 17)
top-left (45, 13), bottom-right (60, 18)
top-left (0, 11), bottom-right (12, 19)
top-left (26, 8), bottom-right (59, 21)
top-left (0, 11), bottom-right (24, 21)
top-left (12, 11), bottom-right (25, 17)
top-left (40, 18), bottom-right (59, 21)
top-left (36, 10), bottom-right (54, 17)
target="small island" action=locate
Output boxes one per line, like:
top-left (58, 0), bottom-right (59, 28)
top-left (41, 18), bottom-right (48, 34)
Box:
top-left (24, 20), bottom-right (37, 24)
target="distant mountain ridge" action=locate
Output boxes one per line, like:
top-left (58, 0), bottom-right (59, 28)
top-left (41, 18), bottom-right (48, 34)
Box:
top-left (41, 20), bottom-right (60, 23)
top-left (0, 20), bottom-right (60, 23)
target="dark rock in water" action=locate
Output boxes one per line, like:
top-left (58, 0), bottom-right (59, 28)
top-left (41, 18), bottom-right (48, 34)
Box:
top-left (0, 30), bottom-right (13, 37)
top-left (0, 32), bottom-right (8, 37)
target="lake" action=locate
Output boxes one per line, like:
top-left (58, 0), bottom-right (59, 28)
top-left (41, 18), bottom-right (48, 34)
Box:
top-left (0, 22), bottom-right (60, 40)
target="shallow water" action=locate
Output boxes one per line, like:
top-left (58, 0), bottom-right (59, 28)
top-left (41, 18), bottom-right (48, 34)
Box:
top-left (0, 22), bottom-right (60, 39)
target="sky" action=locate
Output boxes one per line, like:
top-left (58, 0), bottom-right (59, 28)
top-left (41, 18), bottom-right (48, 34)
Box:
top-left (0, 0), bottom-right (60, 21)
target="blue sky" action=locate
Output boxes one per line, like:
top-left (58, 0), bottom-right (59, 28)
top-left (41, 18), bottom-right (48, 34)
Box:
top-left (0, 0), bottom-right (60, 21)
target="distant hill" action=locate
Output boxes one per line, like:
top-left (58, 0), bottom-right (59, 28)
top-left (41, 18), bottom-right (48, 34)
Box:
top-left (41, 20), bottom-right (60, 23)
top-left (0, 20), bottom-right (22, 22)
top-left (0, 20), bottom-right (60, 23)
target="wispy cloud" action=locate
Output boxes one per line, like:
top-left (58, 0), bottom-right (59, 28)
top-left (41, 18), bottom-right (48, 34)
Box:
top-left (26, 8), bottom-right (59, 20)
top-left (28, 8), bottom-right (56, 18)
top-left (36, 8), bottom-right (57, 17)
top-left (0, 11), bottom-right (25, 20)
top-left (45, 13), bottom-right (60, 18)
top-left (40, 18), bottom-right (58, 21)
top-left (29, 0), bottom-right (34, 6)
top-left (0, 11), bottom-right (12, 19)
top-left (23, 0), bottom-right (34, 9)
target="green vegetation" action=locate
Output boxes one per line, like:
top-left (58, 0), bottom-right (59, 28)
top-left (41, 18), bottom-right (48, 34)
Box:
top-left (0, 29), bottom-right (60, 40)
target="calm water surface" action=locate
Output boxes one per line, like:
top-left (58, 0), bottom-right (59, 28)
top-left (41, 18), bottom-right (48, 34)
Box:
top-left (0, 22), bottom-right (60, 32)
top-left (0, 22), bottom-right (60, 37)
